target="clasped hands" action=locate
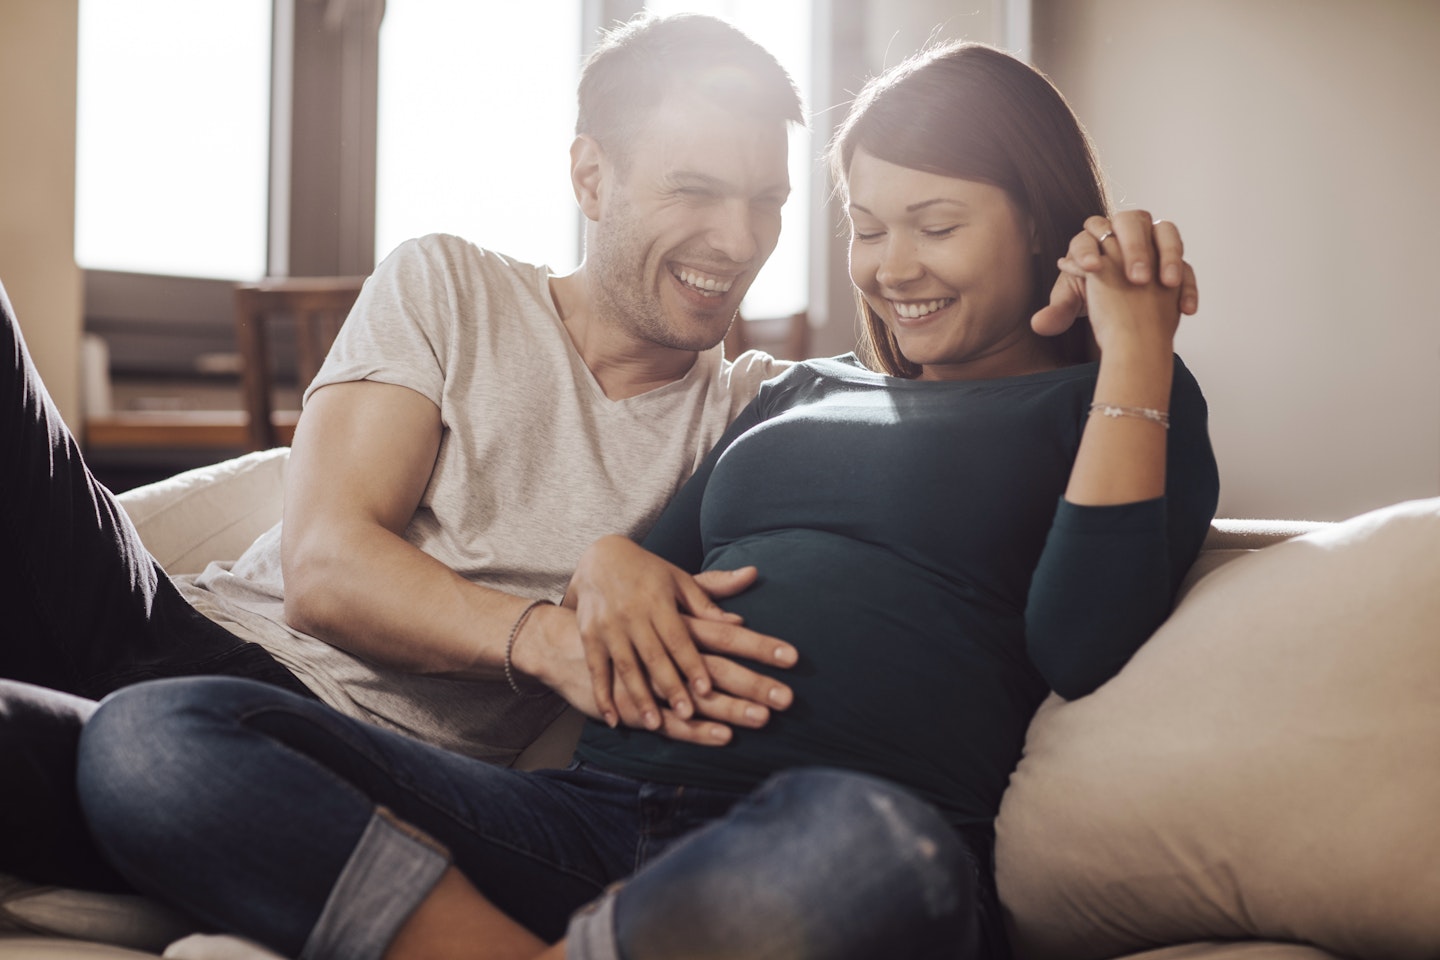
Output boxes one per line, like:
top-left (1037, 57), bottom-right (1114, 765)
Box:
top-left (521, 212), bottom-right (1198, 747)
top-left (1033, 210), bottom-right (1198, 347)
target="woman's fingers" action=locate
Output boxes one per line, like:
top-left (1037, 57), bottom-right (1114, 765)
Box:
top-left (651, 609), bottom-right (712, 705)
top-left (1108, 209), bottom-right (1158, 284)
top-left (1074, 214), bottom-right (1196, 305)
top-left (1180, 260), bottom-right (1199, 315)
top-left (1151, 219), bottom-right (1186, 288)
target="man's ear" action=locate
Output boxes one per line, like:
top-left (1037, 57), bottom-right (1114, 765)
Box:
top-left (570, 134), bottom-right (605, 221)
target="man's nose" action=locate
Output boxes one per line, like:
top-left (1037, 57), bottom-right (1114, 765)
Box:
top-left (706, 200), bottom-right (760, 264)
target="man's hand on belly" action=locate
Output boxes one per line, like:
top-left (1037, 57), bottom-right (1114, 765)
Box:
top-left (559, 536), bottom-right (797, 745)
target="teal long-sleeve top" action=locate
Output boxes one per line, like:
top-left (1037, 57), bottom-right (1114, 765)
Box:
top-left (577, 354), bottom-right (1219, 828)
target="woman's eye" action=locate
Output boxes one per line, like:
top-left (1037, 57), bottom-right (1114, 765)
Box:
top-left (852, 229), bottom-right (884, 242)
top-left (922, 225), bottom-right (959, 238)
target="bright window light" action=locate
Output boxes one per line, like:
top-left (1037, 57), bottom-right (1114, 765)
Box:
top-left (376, 1), bottom-right (582, 271)
top-left (75, 0), bottom-right (272, 280)
top-left (645, 0), bottom-right (812, 318)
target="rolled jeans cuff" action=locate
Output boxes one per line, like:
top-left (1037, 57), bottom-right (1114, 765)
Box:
top-left (300, 807), bottom-right (451, 960)
top-left (565, 886), bottom-right (623, 960)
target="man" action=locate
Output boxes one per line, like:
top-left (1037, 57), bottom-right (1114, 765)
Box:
top-left (1, 12), bottom-right (804, 892)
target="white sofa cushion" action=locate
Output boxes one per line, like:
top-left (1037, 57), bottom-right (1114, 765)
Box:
top-left (995, 496), bottom-right (1440, 960)
top-left (115, 448), bottom-right (289, 576)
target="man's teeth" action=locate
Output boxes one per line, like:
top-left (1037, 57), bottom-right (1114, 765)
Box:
top-left (674, 269), bottom-right (734, 295)
top-left (893, 299), bottom-right (952, 319)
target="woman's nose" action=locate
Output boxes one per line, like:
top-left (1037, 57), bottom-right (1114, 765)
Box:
top-left (876, 237), bottom-right (923, 288)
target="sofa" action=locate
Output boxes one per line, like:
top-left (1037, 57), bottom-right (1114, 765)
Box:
top-left (3, 448), bottom-right (1436, 959)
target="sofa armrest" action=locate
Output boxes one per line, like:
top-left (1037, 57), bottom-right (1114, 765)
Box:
top-left (115, 448), bottom-right (290, 575)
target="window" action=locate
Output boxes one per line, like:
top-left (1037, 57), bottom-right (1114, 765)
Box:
top-left (375, 1), bottom-right (583, 271)
top-left (75, 0), bottom-right (272, 280)
top-left (644, 0), bottom-right (812, 318)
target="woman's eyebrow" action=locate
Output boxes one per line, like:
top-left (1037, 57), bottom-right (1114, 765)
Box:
top-left (849, 198), bottom-right (972, 215)
top-left (905, 198), bottom-right (971, 213)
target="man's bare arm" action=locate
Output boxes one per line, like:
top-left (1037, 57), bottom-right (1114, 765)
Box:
top-left (281, 379), bottom-right (535, 677)
top-left (280, 379), bottom-right (792, 740)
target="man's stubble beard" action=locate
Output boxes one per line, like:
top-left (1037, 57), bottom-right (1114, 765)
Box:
top-left (590, 200), bottom-right (736, 353)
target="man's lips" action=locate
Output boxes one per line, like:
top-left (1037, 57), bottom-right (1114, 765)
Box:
top-left (671, 265), bottom-right (737, 298)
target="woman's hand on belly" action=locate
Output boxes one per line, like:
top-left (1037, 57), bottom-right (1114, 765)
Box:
top-left (564, 536), bottom-right (798, 742)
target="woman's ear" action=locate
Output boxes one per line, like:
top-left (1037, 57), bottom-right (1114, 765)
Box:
top-left (570, 135), bottom-right (605, 222)
top-left (1028, 217), bottom-right (1043, 255)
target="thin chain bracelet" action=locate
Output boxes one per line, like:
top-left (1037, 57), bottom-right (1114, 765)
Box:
top-left (1090, 402), bottom-right (1170, 429)
top-left (504, 599), bottom-right (555, 698)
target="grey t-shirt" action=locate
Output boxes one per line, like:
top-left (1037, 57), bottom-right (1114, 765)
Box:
top-left (177, 234), bottom-right (786, 762)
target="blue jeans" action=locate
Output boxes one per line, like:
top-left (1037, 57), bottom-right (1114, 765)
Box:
top-left (0, 279), bottom-right (314, 889)
top-left (79, 677), bottom-right (1004, 960)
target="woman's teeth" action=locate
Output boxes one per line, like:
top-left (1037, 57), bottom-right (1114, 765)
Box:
top-left (892, 299), bottom-right (953, 319)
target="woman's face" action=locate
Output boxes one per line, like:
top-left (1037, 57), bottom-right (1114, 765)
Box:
top-left (846, 149), bottom-right (1058, 381)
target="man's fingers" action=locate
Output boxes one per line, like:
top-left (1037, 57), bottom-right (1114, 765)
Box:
top-left (686, 616), bottom-right (796, 670)
top-left (655, 712), bottom-right (733, 746)
top-left (704, 655), bottom-right (793, 713)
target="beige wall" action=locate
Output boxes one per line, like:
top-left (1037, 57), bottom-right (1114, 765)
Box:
top-left (0, 0), bottom-right (82, 426)
top-left (1033, 0), bottom-right (1440, 520)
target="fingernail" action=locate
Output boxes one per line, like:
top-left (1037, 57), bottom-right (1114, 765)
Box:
top-left (644, 710), bottom-right (660, 730)
top-left (693, 676), bottom-right (711, 695)
top-left (675, 699), bottom-right (693, 719)
top-left (1183, 297), bottom-right (1198, 313)
top-left (1163, 265), bottom-right (1181, 285)
top-left (605, 712), bottom-right (618, 728)
top-left (1131, 263), bottom-right (1149, 282)
top-left (709, 725), bottom-right (730, 743)
top-left (769, 687), bottom-right (791, 707)
top-left (744, 704), bottom-right (768, 722)
top-left (774, 646), bottom-right (796, 664)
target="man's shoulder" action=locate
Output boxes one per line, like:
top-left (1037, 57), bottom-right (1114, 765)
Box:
top-left (720, 348), bottom-right (793, 395)
top-left (383, 233), bottom-right (542, 280)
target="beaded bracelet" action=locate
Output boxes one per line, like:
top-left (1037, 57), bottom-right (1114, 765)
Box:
top-left (503, 598), bottom-right (555, 698)
top-left (1089, 402), bottom-right (1170, 429)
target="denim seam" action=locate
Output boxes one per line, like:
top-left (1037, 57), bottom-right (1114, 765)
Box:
top-left (236, 706), bottom-right (616, 891)
top-left (564, 885), bottom-right (623, 960)
top-left (299, 807), bottom-right (451, 960)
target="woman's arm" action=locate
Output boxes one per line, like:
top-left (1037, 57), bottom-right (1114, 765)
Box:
top-left (1025, 216), bottom-right (1220, 698)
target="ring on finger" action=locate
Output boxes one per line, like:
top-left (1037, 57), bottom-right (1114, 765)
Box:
top-left (1096, 230), bottom-right (1115, 245)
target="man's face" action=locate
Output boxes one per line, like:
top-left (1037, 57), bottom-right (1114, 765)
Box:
top-left (588, 91), bottom-right (791, 352)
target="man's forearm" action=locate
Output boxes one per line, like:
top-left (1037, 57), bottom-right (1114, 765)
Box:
top-left (283, 519), bottom-right (564, 680)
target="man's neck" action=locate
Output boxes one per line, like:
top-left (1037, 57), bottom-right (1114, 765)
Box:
top-left (548, 268), bottom-right (702, 400)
